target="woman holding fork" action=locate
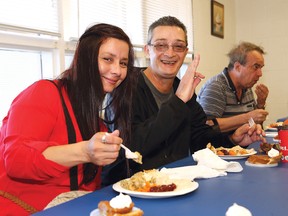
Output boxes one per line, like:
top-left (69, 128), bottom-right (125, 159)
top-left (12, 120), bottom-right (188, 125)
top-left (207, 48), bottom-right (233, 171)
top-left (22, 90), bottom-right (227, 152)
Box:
top-left (0, 23), bottom-right (135, 215)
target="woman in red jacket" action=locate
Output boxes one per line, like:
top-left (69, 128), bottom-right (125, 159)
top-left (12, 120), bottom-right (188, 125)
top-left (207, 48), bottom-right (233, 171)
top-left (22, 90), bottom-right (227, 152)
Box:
top-left (0, 23), bottom-right (135, 215)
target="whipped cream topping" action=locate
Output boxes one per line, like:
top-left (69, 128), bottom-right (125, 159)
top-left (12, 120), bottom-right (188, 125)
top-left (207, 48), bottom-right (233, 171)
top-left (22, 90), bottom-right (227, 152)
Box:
top-left (226, 203), bottom-right (252, 216)
top-left (109, 193), bottom-right (132, 209)
top-left (268, 148), bottom-right (279, 158)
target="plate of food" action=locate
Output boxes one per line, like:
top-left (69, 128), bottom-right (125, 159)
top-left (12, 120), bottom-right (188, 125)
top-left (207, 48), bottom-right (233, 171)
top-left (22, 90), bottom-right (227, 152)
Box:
top-left (112, 169), bottom-right (199, 199)
top-left (266, 122), bottom-right (282, 131)
top-left (264, 132), bottom-right (278, 138)
top-left (245, 160), bottom-right (278, 168)
top-left (245, 154), bottom-right (281, 168)
top-left (207, 144), bottom-right (257, 160)
top-left (265, 127), bottom-right (278, 132)
top-left (245, 144), bottom-right (282, 168)
top-left (273, 137), bottom-right (280, 143)
top-left (259, 142), bottom-right (281, 154)
top-left (219, 151), bottom-right (257, 160)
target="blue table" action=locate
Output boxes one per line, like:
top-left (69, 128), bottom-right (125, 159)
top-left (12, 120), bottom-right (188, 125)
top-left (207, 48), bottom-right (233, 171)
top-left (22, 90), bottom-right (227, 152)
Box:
top-left (33, 143), bottom-right (288, 216)
top-left (277, 116), bottom-right (288, 122)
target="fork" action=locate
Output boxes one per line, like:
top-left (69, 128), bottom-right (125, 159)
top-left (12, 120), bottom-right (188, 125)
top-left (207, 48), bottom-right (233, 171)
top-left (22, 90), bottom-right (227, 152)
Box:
top-left (120, 144), bottom-right (138, 159)
top-left (248, 117), bottom-right (264, 137)
top-left (248, 117), bottom-right (255, 128)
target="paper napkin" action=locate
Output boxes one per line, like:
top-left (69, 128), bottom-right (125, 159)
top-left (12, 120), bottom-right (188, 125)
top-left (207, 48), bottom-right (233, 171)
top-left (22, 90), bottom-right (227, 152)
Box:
top-left (160, 165), bottom-right (227, 181)
top-left (192, 148), bottom-right (243, 172)
top-left (160, 148), bottom-right (243, 181)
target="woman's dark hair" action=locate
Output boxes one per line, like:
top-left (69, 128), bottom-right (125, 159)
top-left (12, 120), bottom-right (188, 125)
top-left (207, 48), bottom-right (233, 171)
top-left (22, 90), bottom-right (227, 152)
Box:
top-left (58, 23), bottom-right (135, 185)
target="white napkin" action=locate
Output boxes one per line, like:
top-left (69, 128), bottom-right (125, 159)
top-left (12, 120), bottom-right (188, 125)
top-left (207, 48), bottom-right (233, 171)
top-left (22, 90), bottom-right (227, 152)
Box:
top-left (160, 165), bottom-right (227, 181)
top-left (160, 148), bottom-right (243, 181)
top-left (192, 148), bottom-right (243, 173)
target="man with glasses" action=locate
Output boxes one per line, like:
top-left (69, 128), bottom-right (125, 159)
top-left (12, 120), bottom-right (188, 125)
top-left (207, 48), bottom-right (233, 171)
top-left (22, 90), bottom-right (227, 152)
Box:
top-left (127, 16), bottom-right (265, 173)
top-left (197, 42), bottom-right (269, 134)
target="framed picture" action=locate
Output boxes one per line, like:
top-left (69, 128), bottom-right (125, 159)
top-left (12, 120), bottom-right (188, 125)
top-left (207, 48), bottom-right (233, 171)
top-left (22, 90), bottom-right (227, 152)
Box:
top-left (211, 0), bottom-right (224, 38)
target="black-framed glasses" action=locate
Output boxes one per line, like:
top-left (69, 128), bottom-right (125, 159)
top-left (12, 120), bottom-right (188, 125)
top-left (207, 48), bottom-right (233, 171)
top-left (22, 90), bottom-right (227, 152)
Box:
top-left (148, 43), bottom-right (187, 52)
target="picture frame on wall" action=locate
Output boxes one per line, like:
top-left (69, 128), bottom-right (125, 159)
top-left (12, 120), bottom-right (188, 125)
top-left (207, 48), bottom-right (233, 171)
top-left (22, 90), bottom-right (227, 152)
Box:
top-left (211, 0), bottom-right (224, 38)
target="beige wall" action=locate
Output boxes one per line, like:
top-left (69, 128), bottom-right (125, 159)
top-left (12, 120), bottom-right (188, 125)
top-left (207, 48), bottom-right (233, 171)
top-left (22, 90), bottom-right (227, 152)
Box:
top-left (193, 0), bottom-right (236, 80)
top-left (193, 0), bottom-right (288, 126)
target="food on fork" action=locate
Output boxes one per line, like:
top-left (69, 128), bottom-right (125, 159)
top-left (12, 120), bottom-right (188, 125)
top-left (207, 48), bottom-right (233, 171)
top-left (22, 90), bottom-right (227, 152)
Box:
top-left (120, 169), bottom-right (177, 192)
top-left (133, 152), bottom-right (142, 164)
top-left (120, 144), bottom-right (143, 164)
top-left (98, 193), bottom-right (144, 216)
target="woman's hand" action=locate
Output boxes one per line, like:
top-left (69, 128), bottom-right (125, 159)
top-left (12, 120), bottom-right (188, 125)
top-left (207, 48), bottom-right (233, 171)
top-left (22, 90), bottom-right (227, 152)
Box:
top-left (43, 130), bottom-right (122, 167)
top-left (85, 130), bottom-right (122, 166)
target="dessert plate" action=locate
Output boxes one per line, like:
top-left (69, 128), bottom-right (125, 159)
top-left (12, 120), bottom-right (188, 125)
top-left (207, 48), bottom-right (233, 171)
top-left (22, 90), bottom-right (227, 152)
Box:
top-left (112, 179), bottom-right (198, 199)
top-left (265, 126), bottom-right (278, 132)
top-left (219, 150), bottom-right (257, 160)
top-left (90, 207), bottom-right (141, 216)
top-left (266, 122), bottom-right (283, 131)
top-left (264, 132), bottom-right (278, 137)
top-left (245, 161), bottom-right (278, 167)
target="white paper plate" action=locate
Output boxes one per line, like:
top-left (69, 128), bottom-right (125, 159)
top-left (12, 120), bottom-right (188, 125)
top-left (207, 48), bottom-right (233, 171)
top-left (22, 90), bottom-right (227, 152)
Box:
top-left (266, 127), bottom-right (278, 131)
top-left (112, 179), bottom-right (198, 199)
top-left (245, 160), bottom-right (278, 167)
top-left (264, 132), bottom-right (278, 137)
top-left (266, 122), bottom-right (283, 131)
top-left (90, 207), bottom-right (141, 216)
top-left (273, 138), bottom-right (280, 143)
top-left (219, 150), bottom-right (257, 160)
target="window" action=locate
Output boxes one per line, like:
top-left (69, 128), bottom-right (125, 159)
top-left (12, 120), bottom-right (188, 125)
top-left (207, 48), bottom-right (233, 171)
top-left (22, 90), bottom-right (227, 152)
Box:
top-left (0, 49), bottom-right (52, 118)
top-left (0, 0), bottom-right (194, 120)
top-left (77, 0), bottom-right (194, 66)
top-left (0, 0), bottom-right (59, 119)
top-left (0, 0), bottom-right (59, 37)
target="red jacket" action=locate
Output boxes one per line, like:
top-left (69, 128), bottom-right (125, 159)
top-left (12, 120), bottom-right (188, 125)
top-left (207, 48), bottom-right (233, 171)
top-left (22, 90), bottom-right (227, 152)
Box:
top-left (0, 80), bottom-right (106, 215)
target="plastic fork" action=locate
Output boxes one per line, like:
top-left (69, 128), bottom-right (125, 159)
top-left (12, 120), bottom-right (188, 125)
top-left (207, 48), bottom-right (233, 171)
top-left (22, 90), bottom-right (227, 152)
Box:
top-left (120, 144), bottom-right (142, 164)
top-left (248, 117), bottom-right (263, 137)
top-left (120, 144), bottom-right (138, 159)
top-left (248, 117), bottom-right (255, 128)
